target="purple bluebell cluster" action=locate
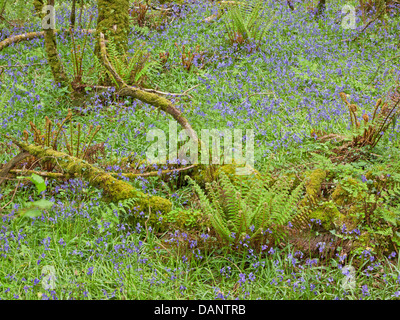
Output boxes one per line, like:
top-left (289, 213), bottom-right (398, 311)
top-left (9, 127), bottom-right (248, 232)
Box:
top-left (1, 0), bottom-right (400, 300)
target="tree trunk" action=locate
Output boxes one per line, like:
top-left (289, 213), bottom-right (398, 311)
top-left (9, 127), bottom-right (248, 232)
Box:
top-left (42, 0), bottom-right (70, 88)
top-left (95, 0), bottom-right (130, 65)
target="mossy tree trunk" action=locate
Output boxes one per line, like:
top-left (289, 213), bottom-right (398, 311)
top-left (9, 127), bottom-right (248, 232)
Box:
top-left (42, 0), bottom-right (70, 88)
top-left (95, 0), bottom-right (130, 84)
top-left (33, 0), bottom-right (45, 19)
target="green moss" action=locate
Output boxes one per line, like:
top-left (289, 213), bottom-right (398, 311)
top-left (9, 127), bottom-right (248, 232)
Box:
top-left (306, 169), bottom-right (326, 199)
top-left (191, 163), bottom-right (261, 187)
top-left (43, 29), bottom-right (70, 88)
top-left (33, 0), bottom-right (45, 18)
top-left (300, 169), bottom-right (326, 208)
top-left (13, 141), bottom-right (172, 217)
top-left (332, 177), bottom-right (366, 207)
top-left (309, 201), bottom-right (345, 230)
top-left (95, 0), bottom-right (130, 63)
top-left (162, 208), bottom-right (207, 230)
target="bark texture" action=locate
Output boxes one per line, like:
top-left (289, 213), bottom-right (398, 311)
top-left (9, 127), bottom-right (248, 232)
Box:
top-left (95, 0), bottom-right (130, 63)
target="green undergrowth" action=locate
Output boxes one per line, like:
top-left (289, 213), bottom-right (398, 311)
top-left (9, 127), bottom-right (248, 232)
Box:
top-left (1, 0), bottom-right (400, 300)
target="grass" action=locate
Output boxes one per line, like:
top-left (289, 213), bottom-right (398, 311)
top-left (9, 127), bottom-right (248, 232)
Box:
top-left (1, 0), bottom-right (400, 299)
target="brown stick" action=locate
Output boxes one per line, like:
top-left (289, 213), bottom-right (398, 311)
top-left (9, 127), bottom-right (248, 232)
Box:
top-left (341, 4), bottom-right (386, 43)
top-left (0, 181), bottom-right (21, 212)
top-left (0, 151), bottom-right (30, 186)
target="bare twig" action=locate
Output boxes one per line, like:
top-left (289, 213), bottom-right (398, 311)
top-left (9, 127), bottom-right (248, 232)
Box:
top-left (367, 53), bottom-right (400, 85)
top-left (0, 181), bottom-right (21, 212)
top-left (240, 91), bottom-right (277, 104)
top-left (91, 84), bottom-right (200, 99)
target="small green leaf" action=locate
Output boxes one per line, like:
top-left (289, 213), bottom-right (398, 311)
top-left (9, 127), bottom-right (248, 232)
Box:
top-left (23, 208), bottom-right (42, 218)
top-left (28, 173), bottom-right (46, 193)
top-left (31, 199), bottom-right (54, 209)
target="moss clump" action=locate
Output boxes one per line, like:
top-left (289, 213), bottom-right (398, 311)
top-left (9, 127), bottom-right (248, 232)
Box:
top-left (191, 163), bottom-right (261, 187)
top-left (309, 201), bottom-right (345, 230)
top-left (162, 209), bottom-right (207, 230)
top-left (331, 177), bottom-right (366, 207)
top-left (300, 169), bottom-right (326, 208)
top-left (306, 169), bottom-right (326, 199)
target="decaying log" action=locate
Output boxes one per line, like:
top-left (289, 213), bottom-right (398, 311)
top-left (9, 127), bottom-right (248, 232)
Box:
top-left (4, 137), bottom-right (171, 214)
top-left (8, 164), bottom-right (196, 180)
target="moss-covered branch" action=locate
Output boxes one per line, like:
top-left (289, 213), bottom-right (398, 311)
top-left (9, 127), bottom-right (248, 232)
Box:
top-left (6, 137), bottom-right (171, 214)
top-left (8, 165), bottom-right (196, 180)
top-left (99, 32), bottom-right (200, 145)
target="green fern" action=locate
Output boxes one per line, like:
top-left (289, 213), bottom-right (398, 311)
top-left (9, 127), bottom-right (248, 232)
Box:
top-left (186, 171), bottom-right (305, 244)
top-left (223, 0), bottom-right (276, 48)
top-left (105, 37), bottom-right (161, 87)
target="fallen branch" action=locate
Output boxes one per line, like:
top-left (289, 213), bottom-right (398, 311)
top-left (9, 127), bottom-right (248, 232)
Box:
top-left (141, 84), bottom-right (200, 99)
top-left (0, 151), bottom-right (30, 186)
top-left (113, 164), bottom-right (196, 179)
top-left (0, 29), bottom-right (95, 52)
top-left (9, 169), bottom-right (65, 179)
top-left (99, 32), bottom-right (200, 145)
top-left (3, 135), bottom-right (172, 213)
top-left (0, 62), bottom-right (43, 69)
top-left (91, 84), bottom-right (200, 99)
top-left (9, 164), bottom-right (196, 179)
